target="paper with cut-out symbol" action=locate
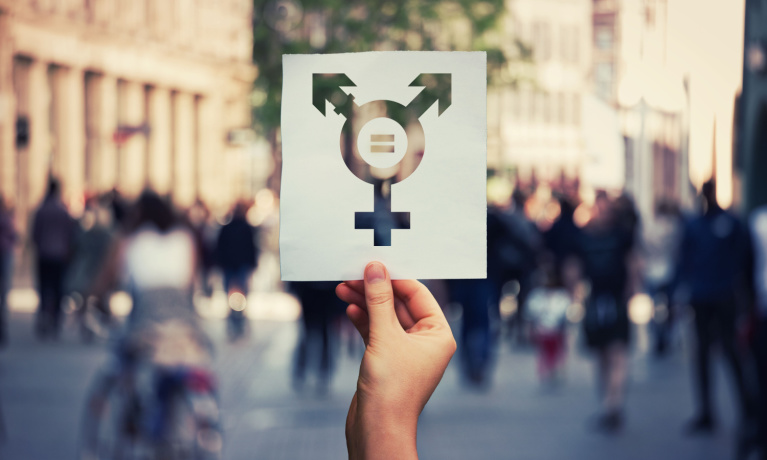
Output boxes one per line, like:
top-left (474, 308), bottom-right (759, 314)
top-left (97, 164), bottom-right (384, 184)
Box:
top-left (280, 51), bottom-right (486, 281)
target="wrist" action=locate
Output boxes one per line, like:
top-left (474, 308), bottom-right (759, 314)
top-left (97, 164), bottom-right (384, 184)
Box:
top-left (350, 402), bottom-right (419, 460)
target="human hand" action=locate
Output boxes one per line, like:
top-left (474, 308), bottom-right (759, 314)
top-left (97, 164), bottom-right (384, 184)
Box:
top-left (336, 262), bottom-right (456, 460)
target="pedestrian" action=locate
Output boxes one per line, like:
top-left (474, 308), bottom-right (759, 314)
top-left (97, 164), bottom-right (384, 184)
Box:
top-left (216, 202), bottom-right (258, 298)
top-left (81, 190), bottom-right (217, 458)
top-left (494, 190), bottom-right (541, 344)
top-left (543, 195), bottom-right (582, 288)
top-left (106, 188), bottom-right (128, 229)
top-left (526, 255), bottom-right (570, 384)
top-left (675, 180), bottom-right (754, 435)
top-left (448, 206), bottom-right (509, 388)
top-left (0, 196), bottom-right (17, 346)
top-left (747, 204), bottom-right (767, 459)
top-left (290, 281), bottom-right (345, 395)
top-left (215, 202), bottom-right (259, 339)
top-left (86, 190), bottom-right (213, 372)
top-left (64, 196), bottom-right (115, 340)
top-left (642, 200), bottom-right (684, 356)
top-left (577, 191), bottom-right (637, 432)
top-left (186, 200), bottom-right (215, 296)
top-left (31, 179), bottom-right (77, 339)
top-left (449, 276), bottom-right (494, 387)
top-left (109, 191), bottom-right (202, 333)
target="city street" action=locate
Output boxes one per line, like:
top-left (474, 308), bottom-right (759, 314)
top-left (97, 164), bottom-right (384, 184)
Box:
top-left (0, 308), bottom-right (739, 460)
top-left (0, 1), bottom-right (762, 460)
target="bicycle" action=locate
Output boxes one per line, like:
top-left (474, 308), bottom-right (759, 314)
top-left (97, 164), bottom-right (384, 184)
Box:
top-left (79, 321), bottom-right (222, 460)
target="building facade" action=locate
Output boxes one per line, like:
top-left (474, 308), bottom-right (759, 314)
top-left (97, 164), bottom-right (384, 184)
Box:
top-left (490, 0), bottom-right (593, 189)
top-left (739, 0), bottom-right (767, 213)
top-left (0, 0), bottom-right (256, 232)
top-left (592, 0), bottom-right (693, 219)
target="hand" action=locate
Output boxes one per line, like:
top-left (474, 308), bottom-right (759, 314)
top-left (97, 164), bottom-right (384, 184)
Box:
top-left (336, 262), bottom-right (456, 460)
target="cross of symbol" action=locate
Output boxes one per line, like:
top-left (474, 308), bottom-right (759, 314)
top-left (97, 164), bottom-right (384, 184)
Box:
top-left (355, 181), bottom-right (410, 246)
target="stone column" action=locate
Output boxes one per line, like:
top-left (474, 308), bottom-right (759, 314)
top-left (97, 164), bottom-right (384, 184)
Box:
top-left (52, 66), bottom-right (86, 209)
top-left (117, 80), bottom-right (146, 198)
top-left (0, 15), bottom-right (16, 203)
top-left (229, 97), bottom-right (252, 202)
top-left (222, 99), bottom-right (239, 207)
top-left (146, 86), bottom-right (172, 195)
top-left (92, 74), bottom-right (118, 194)
top-left (172, 91), bottom-right (195, 208)
top-left (92, 0), bottom-right (116, 27)
top-left (27, 59), bottom-right (51, 208)
top-left (84, 73), bottom-right (99, 195)
top-left (195, 94), bottom-right (221, 207)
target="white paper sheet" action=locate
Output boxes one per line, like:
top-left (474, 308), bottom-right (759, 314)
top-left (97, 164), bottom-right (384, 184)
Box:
top-left (280, 51), bottom-right (486, 281)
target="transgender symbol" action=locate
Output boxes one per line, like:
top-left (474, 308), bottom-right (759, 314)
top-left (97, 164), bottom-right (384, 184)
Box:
top-left (312, 73), bottom-right (452, 246)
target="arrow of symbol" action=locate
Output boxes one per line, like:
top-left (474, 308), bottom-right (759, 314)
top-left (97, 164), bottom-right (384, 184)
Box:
top-left (407, 73), bottom-right (452, 118)
top-left (312, 73), bottom-right (452, 121)
top-left (312, 73), bottom-right (357, 118)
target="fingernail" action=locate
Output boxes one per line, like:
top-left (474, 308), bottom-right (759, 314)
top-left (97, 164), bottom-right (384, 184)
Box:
top-left (365, 262), bottom-right (386, 284)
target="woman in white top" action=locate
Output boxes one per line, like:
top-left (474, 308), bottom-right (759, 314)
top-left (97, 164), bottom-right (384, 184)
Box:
top-left (92, 191), bottom-right (210, 364)
top-left (120, 193), bottom-right (198, 333)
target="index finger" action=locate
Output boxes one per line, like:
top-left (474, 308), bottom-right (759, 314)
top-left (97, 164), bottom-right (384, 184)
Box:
top-left (341, 279), bottom-right (365, 295)
top-left (392, 279), bottom-right (447, 323)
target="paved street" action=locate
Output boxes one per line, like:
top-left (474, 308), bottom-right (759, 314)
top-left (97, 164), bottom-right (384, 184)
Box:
top-left (0, 308), bottom-right (739, 460)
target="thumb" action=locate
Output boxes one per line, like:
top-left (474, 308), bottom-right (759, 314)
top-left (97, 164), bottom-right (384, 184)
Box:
top-left (363, 262), bottom-right (399, 334)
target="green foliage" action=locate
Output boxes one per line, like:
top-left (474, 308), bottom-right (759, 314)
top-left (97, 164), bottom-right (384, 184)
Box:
top-left (252, 0), bottom-right (515, 136)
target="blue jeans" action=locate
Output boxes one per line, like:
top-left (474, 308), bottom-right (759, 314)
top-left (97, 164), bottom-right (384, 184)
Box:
top-left (450, 278), bottom-right (495, 384)
top-left (0, 251), bottom-right (12, 343)
top-left (754, 318), bottom-right (767, 458)
top-left (223, 266), bottom-right (251, 294)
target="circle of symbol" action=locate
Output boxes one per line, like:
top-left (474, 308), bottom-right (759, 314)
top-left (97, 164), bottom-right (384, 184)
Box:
top-left (357, 117), bottom-right (408, 169)
top-left (340, 100), bottom-right (424, 185)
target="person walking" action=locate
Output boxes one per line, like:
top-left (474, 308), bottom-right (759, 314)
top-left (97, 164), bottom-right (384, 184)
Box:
top-left (81, 191), bottom-right (219, 458)
top-left (449, 206), bottom-right (510, 387)
top-left (495, 190), bottom-right (541, 344)
top-left (748, 204), bottom-right (767, 460)
top-left (216, 202), bottom-right (259, 339)
top-left (543, 195), bottom-right (582, 287)
top-left (32, 179), bottom-right (77, 338)
top-left (449, 276), bottom-right (494, 387)
top-left (64, 196), bottom-right (115, 340)
top-left (290, 281), bottom-right (345, 395)
top-left (216, 202), bottom-right (259, 298)
top-left (186, 200), bottom-right (215, 296)
top-left (526, 256), bottom-right (570, 385)
top-left (0, 197), bottom-right (17, 346)
top-left (578, 191), bottom-right (637, 433)
top-left (642, 200), bottom-right (684, 356)
top-left (676, 180), bottom-right (753, 435)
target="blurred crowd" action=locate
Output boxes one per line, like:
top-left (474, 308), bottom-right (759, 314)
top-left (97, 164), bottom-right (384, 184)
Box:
top-left (457, 178), bottom-right (766, 458)
top-left (0, 177), bottom-right (766, 459)
top-left (0, 181), bottom-right (266, 344)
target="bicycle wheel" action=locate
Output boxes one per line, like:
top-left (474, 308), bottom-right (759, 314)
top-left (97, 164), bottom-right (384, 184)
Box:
top-left (190, 393), bottom-right (223, 460)
top-left (161, 391), bottom-right (222, 460)
top-left (79, 374), bottom-right (148, 460)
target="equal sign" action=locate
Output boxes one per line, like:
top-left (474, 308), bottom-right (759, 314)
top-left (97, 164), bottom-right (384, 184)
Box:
top-left (370, 134), bottom-right (395, 153)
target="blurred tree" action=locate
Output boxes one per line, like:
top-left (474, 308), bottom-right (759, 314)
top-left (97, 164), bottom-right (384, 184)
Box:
top-left (252, 0), bottom-right (530, 188)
